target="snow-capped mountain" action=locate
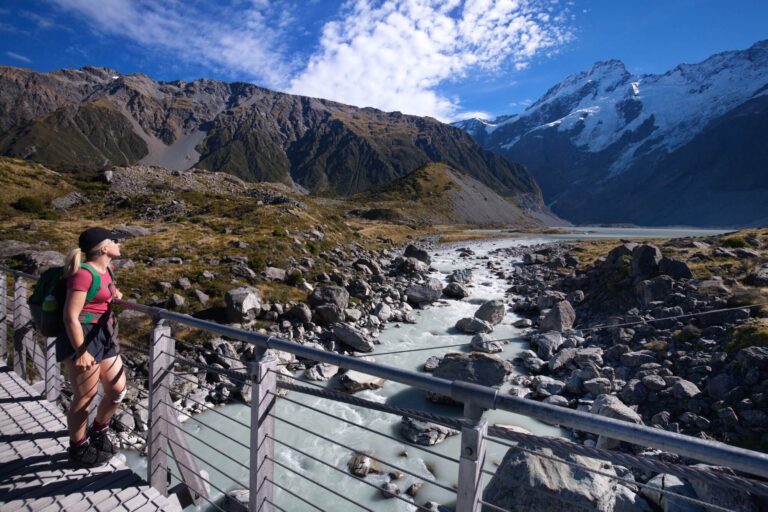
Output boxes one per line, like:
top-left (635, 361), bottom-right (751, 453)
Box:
top-left (456, 40), bottom-right (768, 227)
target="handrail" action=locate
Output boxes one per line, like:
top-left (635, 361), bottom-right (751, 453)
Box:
top-left (103, 297), bottom-right (768, 480)
top-left (5, 265), bottom-right (768, 511)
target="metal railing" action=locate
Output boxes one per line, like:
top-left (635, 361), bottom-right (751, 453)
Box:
top-left (4, 266), bottom-right (768, 512)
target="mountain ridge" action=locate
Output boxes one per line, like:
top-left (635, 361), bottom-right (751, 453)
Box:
top-left (455, 39), bottom-right (768, 226)
top-left (0, 65), bottom-right (547, 223)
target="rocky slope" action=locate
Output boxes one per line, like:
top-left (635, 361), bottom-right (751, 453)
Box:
top-left (0, 66), bottom-right (547, 220)
top-left (456, 40), bottom-right (768, 227)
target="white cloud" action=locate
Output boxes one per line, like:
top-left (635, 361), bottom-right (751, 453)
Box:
top-left (6, 51), bottom-right (32, 63)
top-left (290, 0), bottom-right (574, 121)
top-left (47, 0), bottom-right (297, 88)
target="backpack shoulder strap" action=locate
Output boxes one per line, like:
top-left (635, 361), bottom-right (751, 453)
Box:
top-left (80, 263), bottom-right (102, 303)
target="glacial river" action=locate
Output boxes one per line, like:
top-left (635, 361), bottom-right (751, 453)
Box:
top-left (126, 227), bottom-right (728, 511)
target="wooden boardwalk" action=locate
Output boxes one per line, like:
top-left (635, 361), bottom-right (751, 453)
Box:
top-left (0, 365), bottom-right (182, 511)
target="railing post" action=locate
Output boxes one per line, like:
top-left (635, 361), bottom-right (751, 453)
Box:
top-left (12, 277), bottom-right (32, 378)
top-left (44, 337), bottom-right (60, 402)
top-left (249, 349), bottom-right (276, 512)
top-left (148, 319), bottom-right (173, 495)
top-left (0, 273), bottom-right (7, 364)
top-left (456, 402), bottom-right (488, 512)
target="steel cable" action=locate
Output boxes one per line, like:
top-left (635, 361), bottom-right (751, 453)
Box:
top-left (267, 455), bottom-right (374, 512)
top-left (163, 433), bottom-right (250, 490)
top-left (270, 435), bottom-right (438, 512)
top-left (266, 477), bottom-right (326, 512)
top-left (274, 391), bottom-right (460, 464)
top-left (276, 371), bottom-right (466, 429)
top-left (157, 414), bottom-right (249, 471)
top-left (155, 445), bottom-right (234, 512)
top-left (159, 375), bottom-right (251, 429)
top-left (270, 410), bottom-right (457, 494)
top-left (162, 398), bottom-right (250, 450)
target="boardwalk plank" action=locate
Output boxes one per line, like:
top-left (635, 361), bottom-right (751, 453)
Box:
top-left (0, 367), bottom-right (181, 512)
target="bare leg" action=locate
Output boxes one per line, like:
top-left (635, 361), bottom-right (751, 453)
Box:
top-left (63, 359), bottom-right (100, 443)
top-left (94, 354), bottom-right (126, 425)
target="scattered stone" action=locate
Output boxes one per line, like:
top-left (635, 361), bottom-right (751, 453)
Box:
top-left (455, 317), bottom-right (493, 334)
top-left (404, 244), bottom-right (431, 264)
top-left (470, 333), bottom-right (503, 353)
top-left (332, 323), bottom-right (374, 352)
top-left (539, 300), bottom-right (576, 332)
top-left (347, 452), bottom-right (381, 476)
top-left (406, 278), bottom-right (444, 306)
top-left (338, 371), bottom-right (386, 392)
top-left (224, 286), bottom-right (262, 323)
top-left (399, 417), bottom-right (459, 446)
top-left (474, 300), bottom-right (506, 325)
top-left (443, 282), bottom-right (470, 299)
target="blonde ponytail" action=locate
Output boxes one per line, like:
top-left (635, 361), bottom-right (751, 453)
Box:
top-left (63, 247), bottom-right (83, 278)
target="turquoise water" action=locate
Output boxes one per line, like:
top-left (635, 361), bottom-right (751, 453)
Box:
top-left (125, 227), bottom-right (728, 510)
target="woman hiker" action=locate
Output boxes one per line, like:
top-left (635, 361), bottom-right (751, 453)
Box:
top-left (57, 227), bottom-right (127, 467)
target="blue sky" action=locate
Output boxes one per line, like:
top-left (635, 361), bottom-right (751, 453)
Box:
top-left (1, 0), bottom-right (766, 121)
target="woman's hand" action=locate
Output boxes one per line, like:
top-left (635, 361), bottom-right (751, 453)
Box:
top-left (114, 288), bottom-right (123, 300)
top-left (74, 349), bottom-right (96, 370)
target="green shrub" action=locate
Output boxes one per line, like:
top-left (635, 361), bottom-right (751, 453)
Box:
top-left (722, 236), bottom-right (749, 248)
top-left (12, 196), bottom-right (45, 214)
top-left (675, 324), bottom-right (702, 343)
top-left (726, 323), bottom-right (768, 352)
top-left (286, 269), bottom-right (304, 287)
top-left (272, 227), bottom-right (287, 237)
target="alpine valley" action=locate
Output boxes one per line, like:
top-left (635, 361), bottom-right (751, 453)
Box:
top-left (456, 40), bottom-right (768, 227)
top-left (0, 65), bottom-right (552, 226)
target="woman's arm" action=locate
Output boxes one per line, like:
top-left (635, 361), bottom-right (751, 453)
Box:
top-left (64, 289), bottom-right (94, 368)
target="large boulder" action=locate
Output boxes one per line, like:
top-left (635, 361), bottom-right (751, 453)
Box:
top-left (313, 304), bottom-right (345, 325)
top-left (224, 286), bottom-right (262, 323)
top-left (744, 264), bottom-right (768, 286)
top-left (659, 257), bottom-right (693, 280)
top-left (470, 333), bottom-right (503, 353)
top-left (338, 371), bottom-right (386, 392)
top-left (531, 332), bottom-right (563, 360)
top-left (687, 464), bottom-right (759, 512)
top-left (406, 278), bottom-right (444, 306)
top-left (309, 285), bottom-right (350, 310)
top-left (474, 300), bottom-right (506, 325)
top-left (284, 303), bottom-right (312, 324)
top-left (639, 474), bottom-right (702, 512)
top-left (631, 244), bottom-right (662, 279)
top-left (591, 394), bottom-right (643, 449)
top-left (404, 244), bottom-right (431, 264)
top-left (635, 275), bottom-right (674, 306)
top-left (455, 317), bottom-right (494, 334)
top-left (430, 352), bottom-right (512, 402)
top-left (399, 417), bottom-right (458, 446)
top-left (483, 436), bottom-right (652, 512)
top-left (17, 250), bottom-right (65, 274)
top-left (448, 268), bottom-right (473, 284)
top-left (443, 282), bottom-right (470, 299)
top-left (332, 323), bottom-right (374, 352)
top-left (539, 301), bottom-right (576, 332)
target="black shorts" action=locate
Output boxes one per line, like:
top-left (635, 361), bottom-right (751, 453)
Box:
top-left (56, 321), bottom-right (119, 363)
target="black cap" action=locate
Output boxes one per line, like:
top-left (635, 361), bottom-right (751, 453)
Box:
top-left (78, 227), bottom-right (123, 252)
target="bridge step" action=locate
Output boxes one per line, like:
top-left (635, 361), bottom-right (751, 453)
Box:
top-left (0, 366), bottom-right (181, 512)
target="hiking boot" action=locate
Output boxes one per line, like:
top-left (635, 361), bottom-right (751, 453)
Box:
top-left (68, 440), bottom-right (113, 468)
top-left (88, 426), bottom-right (117, 455)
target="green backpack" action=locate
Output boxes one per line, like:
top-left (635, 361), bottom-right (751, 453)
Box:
top-left (29, 263), bottom-right (113, 337)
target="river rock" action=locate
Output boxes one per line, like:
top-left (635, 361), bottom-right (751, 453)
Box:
top-left (399, 417), bottom-right (459, 446)
top-left (635, 275), bottom-right (674, 306)
top-left (583, 378), bottom-right (612, 395)
top-left (549, 348), bottom-right (578, 372)
top-left (483, 436), bottom-right (652, 512)
top-left (338, 371), bottom-right (386, 392)
top-left (632, 244), bottom-right (662, 278)
top-left (474, 300), bottom-right (506, 325)
top-left (429, 352), bottom-right (513, 402)
top-left (406, 278), bottom-right (444, 306)
top-left (513, 318), bottom-right (533, 328)
top-left (305, 363), bottom-right (339, 381)
top-left (404, 244), bottom-right (431, 264)
top-left (659, 257), bottom-right (693, 280)
top-left (673, 379), bottom-right (701, 400)
top-left (448, 268), bottom-right (473, 284)
top-left (539, 300), bottom-right (576, 332)
top-left (309, 285), bottom-right (350, 310)
top-left (285, 303), bottom-right (313, 324)
top-left (224, 286), bottom-right (262, 323)
top-left (532, 332), bottom-right (563, 360)
top-left (313, 304), bottom-right (344, 325)
top-left (687, 464), bottom-right (759, 512)
top-left (470, 333), bottom-right (503, 353)
top-left (224, 488), bottom-right (250, 512)
top-left (455, 317), bottom-right (493, 334)
top-left (423, 356), bottom-right (442, 372)
top-left (332, 323), bottom-right (374, 352)
top-left (347, 452), bottom-right (381, 476)
top-left (532, 376), bottom-right (565, 396)
top-left (640, 474), bottom-right (701, 512)
top-left (443, 282), bottom-right (469, 299)
top-left (592, 394), bottom-right (643, 449)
